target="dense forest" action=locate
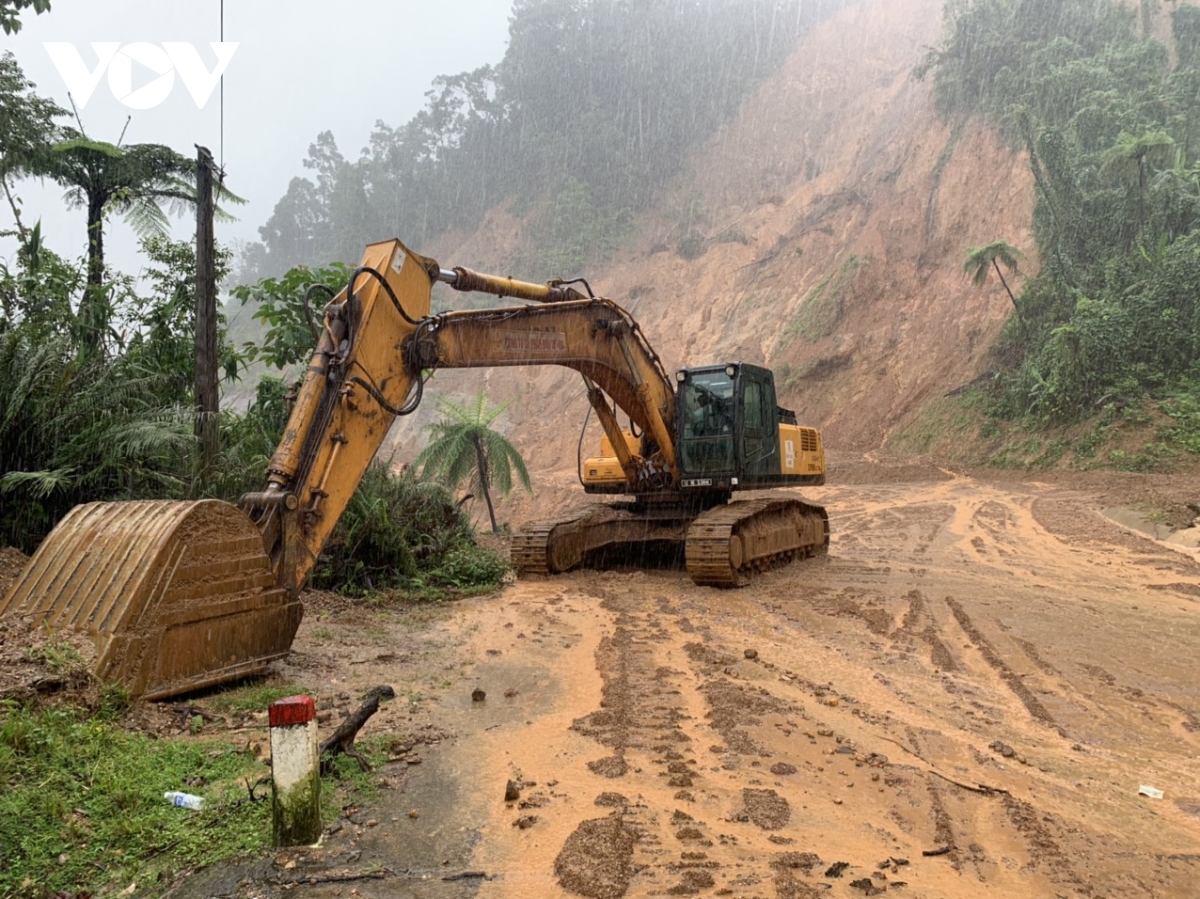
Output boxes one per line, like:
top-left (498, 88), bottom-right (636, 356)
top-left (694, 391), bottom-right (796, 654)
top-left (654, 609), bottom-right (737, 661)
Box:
top-left (921, 0), bottom-right (1200, 446)
top-left (238, 0), bottom-right (853, 281)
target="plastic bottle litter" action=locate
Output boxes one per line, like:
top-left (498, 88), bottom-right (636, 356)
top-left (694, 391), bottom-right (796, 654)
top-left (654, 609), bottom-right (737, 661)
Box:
top-left (164, 791), bottom-right (205, 810)
top-left (1137, 785), bottom-right (1164, 800)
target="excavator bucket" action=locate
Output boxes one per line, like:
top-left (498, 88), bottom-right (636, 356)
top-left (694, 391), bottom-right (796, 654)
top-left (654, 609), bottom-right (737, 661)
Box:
top-left (0, 499), bottom-right (302, 700)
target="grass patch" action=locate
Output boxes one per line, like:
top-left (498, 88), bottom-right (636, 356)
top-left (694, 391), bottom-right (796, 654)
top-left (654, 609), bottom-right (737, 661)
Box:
top-left (779, 353), bottom-right (855, 391)
top-left (208, 681), bottom-right (312, 715)
top-left (0, 701), bottom-right (270, 897)
top-left (784, 255), bottom-right (867, 344)
top-left (23, 639), bottom-right (83, 675)
top-left (1, 698), bottom-right (422, 897)
top-left (888, 392), bottom-right (983, 458)
top-left (676, 230), bottom-right (707, 260)
top-left (1158, 386), bottom-right (1200, 456)
top-left (323, 735), bottom-right (392, 812)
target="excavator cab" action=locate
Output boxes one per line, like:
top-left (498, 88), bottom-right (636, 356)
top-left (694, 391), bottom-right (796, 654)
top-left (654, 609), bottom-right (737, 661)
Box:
top-left (676, 363), bottom-right (786, 489)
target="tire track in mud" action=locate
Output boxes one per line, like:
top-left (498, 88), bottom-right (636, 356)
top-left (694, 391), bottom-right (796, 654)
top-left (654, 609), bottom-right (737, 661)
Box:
top-left (562, 585), bottom-right (768, 896)
top-left (558, 577), bottom-right (1036, 898)
top-left (943, 596), bottom-right (1064, 735)
top-left (896, 588), bottom-right (960, 673)
top-left (832, 499), bottom-right (954, 562)
top-left (561, 581), bottom-right (957, 897)
top-left (970, 500), bottom-right (1019, 558)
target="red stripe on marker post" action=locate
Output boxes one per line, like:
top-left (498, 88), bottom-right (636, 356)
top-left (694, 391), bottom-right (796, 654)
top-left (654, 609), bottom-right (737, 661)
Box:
top-left (269, 695), bottom-right (315, 727)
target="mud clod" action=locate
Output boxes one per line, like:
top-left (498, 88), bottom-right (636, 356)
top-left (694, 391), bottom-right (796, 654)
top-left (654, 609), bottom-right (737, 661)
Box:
top-left (588, 755), bottom-right (629, 778)
top-left (772, 852), bottom-right (822, 871)
top-left (849, 877), bottom-right (884, 895)
top-left (555, 816), bottom-right (637, 899)
top-left (667, 869), bottom-right (716, 894)
top-left (742, 788), bottom-right (790, 830)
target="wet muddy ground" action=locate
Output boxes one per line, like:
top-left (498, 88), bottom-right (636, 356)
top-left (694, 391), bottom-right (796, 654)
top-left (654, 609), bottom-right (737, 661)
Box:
top-left (170, 463), bottom-right (1200, 899)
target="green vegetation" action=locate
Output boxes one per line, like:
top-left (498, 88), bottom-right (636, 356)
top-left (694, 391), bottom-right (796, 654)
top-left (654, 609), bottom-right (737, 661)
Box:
top-left (415, 392), bottom-right (533, 534)
top-left (0, 0), bottom-right (50, 35)
top-left (676, 231), bottom-right (708, 260)
top-left (0, 230), bottom-right (238, 552)
top-left (324, 736), bottom-right (390, 807)
top-left (230, 261), bottom-right (351, 370)
top-left (921, 1), bottom-right (1200, 459)
top-left (785, 255), bottom-right (867, 343)
top-left (963, 240), bottom-right (1024, 320)
top-left (36, 136), bottom-right (238, 309)
top-left (239, 0), bottom-right (856, 280)
top-left (23, 639), bottom-right (81, 675)
top-left (0, 702), bottom-right (270, 896)
top-left (314, 463), bottom-right (510, 596)
top-left (0, 695), bottom-right (417, 896)
top-left (1, 44), bottom-right (510, 593)
top-left (208, 681), bottom-right (313, 715)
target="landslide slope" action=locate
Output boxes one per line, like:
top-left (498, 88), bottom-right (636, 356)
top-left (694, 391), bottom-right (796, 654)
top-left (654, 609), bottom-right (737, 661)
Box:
top-left (393, 0), bottom-right (1036, 519)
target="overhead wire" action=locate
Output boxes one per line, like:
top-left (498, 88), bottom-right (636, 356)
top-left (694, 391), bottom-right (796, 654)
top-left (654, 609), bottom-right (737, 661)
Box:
top-left (220, 0), bottom-right (224, 168)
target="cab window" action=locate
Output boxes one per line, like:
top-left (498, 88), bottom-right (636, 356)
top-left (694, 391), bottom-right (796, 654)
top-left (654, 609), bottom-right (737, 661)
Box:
top-left (743, 380), bottom-right (764, 434)
top-left (682, 371), bottom-right (734, 438)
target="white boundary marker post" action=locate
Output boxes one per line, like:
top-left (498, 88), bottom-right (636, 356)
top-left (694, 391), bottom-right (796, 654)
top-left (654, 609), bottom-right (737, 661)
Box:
top-left (269, 694), bottom-right (321, 846)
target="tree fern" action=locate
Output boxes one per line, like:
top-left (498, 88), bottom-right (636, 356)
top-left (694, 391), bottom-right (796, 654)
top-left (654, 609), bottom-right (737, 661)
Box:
top-left (414, 391), bottom-right (532, 533)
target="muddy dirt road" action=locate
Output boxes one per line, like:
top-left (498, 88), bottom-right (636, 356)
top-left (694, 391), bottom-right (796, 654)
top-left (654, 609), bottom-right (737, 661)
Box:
top-left (182, 463), bottom-right (1200, 899)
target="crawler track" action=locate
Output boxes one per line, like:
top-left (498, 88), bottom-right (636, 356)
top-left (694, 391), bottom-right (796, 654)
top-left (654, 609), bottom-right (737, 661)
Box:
top-left (513, 498), bottom-right (828, 587)
top-left (512, 507), bottom-right (689, 577)
top-left (684, 498), bottom-right (829, 587)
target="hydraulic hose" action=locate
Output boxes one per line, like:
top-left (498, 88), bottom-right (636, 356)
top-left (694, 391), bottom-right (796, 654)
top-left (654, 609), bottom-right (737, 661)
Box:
top-left (347, 265), bottom-right (419, 325)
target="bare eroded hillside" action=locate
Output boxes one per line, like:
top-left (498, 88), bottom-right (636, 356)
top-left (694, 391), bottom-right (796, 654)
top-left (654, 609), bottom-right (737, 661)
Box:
top-left (384, 0), bottom-right (1035, 530)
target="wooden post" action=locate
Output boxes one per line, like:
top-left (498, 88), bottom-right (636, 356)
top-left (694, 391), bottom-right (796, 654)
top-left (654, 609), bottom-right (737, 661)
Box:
top-left (195, 145), bottom-right (219, 475)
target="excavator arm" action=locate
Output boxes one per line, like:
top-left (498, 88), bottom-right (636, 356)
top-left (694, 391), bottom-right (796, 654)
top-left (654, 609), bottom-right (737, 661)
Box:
top-left (239, 239), bottom-right (679, 595)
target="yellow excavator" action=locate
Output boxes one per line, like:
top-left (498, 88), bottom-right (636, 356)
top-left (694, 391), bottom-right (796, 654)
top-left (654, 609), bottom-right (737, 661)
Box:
top-left (1, 239), bottom-right (828, 699)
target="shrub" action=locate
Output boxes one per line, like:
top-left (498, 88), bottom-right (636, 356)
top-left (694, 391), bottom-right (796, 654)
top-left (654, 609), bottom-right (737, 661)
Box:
top-left (313, 464), bottom-right (507, 596)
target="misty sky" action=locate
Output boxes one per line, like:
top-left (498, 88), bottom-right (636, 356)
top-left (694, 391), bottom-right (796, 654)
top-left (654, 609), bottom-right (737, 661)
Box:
top-left (0, 0), bottom-right (513, 278)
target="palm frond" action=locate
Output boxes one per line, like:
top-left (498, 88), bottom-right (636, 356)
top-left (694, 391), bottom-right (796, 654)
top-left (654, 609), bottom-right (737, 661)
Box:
top-left (121, 197), bottom-right (171, 239)
top-left (0, 467), bottom-right (75, 498)
top-left (51, 136), bottom-right (122, 157)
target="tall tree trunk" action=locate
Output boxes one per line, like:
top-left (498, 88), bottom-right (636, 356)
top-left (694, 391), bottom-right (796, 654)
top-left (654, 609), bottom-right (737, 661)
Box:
top-left (992, 258), bottom-right (1018, 310)
top-left (86, 195), bottom-right (105, 293)
top-left (1137, 156), bottom-right (1147, 233)
top-left (195, 147), bottom-right (219, 477)
top-left (1, 176), bottom-right (29, 249)
top-left (992, 258), bottom-right (1024, 339)
top-left (474, 435), bottom-right (499, 533)
top-left (80, 195), bottom-right (107, 355)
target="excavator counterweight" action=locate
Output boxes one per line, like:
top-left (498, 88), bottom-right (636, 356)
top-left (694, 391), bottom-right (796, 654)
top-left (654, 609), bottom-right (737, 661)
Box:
top-left (1, 238), bottom-right (828, 699)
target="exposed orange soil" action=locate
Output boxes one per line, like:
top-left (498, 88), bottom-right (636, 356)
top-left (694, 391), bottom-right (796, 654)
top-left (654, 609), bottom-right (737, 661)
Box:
top-left (171, 462), bottom-right (1200, 899)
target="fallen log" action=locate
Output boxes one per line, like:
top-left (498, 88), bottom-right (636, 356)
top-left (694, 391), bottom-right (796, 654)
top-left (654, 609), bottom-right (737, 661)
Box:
top-left (319, 685), bottom-right (395, 773)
